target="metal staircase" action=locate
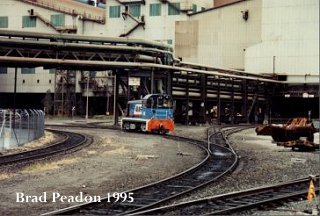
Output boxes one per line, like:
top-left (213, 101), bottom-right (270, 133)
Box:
top-left (119, 6), bottom-right (145, 37)
top-left (28, 9), bottom-right (77, 33)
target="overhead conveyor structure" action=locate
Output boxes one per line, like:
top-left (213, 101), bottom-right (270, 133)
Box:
top-left (0, 30), bottom-right (285, 124)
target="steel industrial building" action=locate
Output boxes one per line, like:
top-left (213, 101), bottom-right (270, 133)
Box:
top-left (0, 0), bottom-right (318, 124)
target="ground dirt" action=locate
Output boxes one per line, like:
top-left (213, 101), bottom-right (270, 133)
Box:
top-left (0, 125), bottom-right (206, 215)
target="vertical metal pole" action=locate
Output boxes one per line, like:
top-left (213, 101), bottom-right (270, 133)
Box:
top-left (200, 74), bottom-right (207, 124)
top-left (186, 72), bottom-right (190, 125)
top-left (113, 74), bottom-right (119, 125)
top-left (53, 69), bottom-right (56, 116)
top-left (85, 72), bottom-right (89, 120)
top-left (61, 71), bottom-right (64, 117)
top-left (150, 69), bottom-right (154, 94)
top-left (127, 71), bottom-right (130, 101)
top-left (13, 67), bottom-right (17, 129)
top-left (106, 76), bottom-right (110, 115)
top-left (27, 111), bottom-right (30, 141)
top-left (217, 76), bottom-right (221, 125)
top-left (273, 56), bottom-right (275, 77)
top-left (243, 79), bottom-right (248, 123)
top-left (255, 81), bottom-right (259, 123)
top-left (113, 75), bottom-right (116, 125)
top-left (166, 71), bottom-right (172, 96)
top-left (231, 78), bottom-right (235, 125)
top-left (266, 83), bottom-right (271, 124)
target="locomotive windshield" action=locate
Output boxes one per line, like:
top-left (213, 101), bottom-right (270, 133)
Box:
top-left (143, 94), bottom-right (173, 109)
top-left (157, 96), bottom-right (173, 108)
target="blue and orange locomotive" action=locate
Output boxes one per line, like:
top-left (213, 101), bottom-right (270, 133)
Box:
top-left (121, 94), bottom-right (174, 134)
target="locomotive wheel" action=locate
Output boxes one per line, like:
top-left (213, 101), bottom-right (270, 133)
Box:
top-left (123, 122), bottom-right (130, 130)
top-left (140, 124), bottom-right (147, 132)
top-left (159, 129), bottom-right (169, 135)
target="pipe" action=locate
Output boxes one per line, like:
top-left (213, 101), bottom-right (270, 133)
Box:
top-left (0, 38), bottom-right (173, 56)
top-left (179, 61), bottom-right (272, 79)
top-left (172, 91), bottom-right (244, 99)
top-left (0, 30), bottom-right (173, 51)
top-left (0, 57), bottom-right (286, 84)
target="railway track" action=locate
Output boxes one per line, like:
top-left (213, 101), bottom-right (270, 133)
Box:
top-left (0, 129), bottom-right (91, 166)
top-left (131, 175), bottom-right (320, 215)
top-left (43, 126), bottom-right (244, 215)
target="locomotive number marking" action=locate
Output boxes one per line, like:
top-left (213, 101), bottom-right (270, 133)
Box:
top-left (134, 104), bottom-right (142, 115)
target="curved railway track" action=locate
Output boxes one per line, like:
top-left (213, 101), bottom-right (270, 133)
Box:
top-left (0, 129), bottom-right (91, 166)
top-left (43, 127), bottom-right (244, 215)
top-left (131, 175), bottom-right (320, 215)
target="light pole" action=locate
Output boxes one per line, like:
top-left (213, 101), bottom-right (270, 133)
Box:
top-left (85, 72), bottom-right (89, 121)
top-left (113, 74), bottom-right (117, 125)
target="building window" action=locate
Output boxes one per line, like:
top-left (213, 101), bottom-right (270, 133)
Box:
top-left (0, 16), bottom-right (8, 28)
top-left (192, 4), bottom-right (197, 13)
top-left (167, 39), bottom-right (173, 45)
top-left (0, 67), bottom-right (7, 74)
top-left (49, 69), bottom-right (56, 74)
top-left (150, 3), bottom-right (161, 16)
top-left (22, 16), bottom-right (36, 28)
top-left (201, 7), bottom-right (205, 11)
top-left (109, 5), bottom-right (121, 18)
top-left (51, 14), bottom-right (65, 27)
top-left (168, 2), bottom-right (180, 15)
top-left (129, 4), bottom-right (141, 17)
top-left (90, 71), bottom-right (96, 78)
top-left (21, 68), bottom-right (35, 74)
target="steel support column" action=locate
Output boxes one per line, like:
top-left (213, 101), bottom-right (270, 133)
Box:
top-left (217, 76), bottom-right (221, 125)
top-left (200, 74), bottom-right (207, 124)
top-left (150, 69), bottom-right (154, 94)
top-left (166, 71), bottom-right (172, 96)
top-left (230, 78), bottom-right (235, 125)
top-left (113, 73), bottom-right (120, 125)
top-left (186, 72), bottom-right (190, 125)
top-left (255, 81), bottom-right (259, 123)
top-left (13, 67), bottom-right (17, 129)
top-left (265, 83), bottom-right (271, 124)
top-left (242, 79), bottom-right (248, 123)
top-left (127, 71), bottom-right (131, 101)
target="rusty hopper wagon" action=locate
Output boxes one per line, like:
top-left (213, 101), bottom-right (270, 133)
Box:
top-left (256, 118), bottom-right (317, 142)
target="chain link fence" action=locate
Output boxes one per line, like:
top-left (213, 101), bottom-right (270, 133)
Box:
top-left (0, 109), bottom-right (45, 150)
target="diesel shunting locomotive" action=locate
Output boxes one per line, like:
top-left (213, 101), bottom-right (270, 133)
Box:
top-left (121, 94), bottom-right (174, 134)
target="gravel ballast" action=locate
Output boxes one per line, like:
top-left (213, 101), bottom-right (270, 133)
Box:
top-left (172, 127), bottom-right (319, 215)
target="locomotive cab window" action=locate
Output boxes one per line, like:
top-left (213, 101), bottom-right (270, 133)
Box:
top-left (144, 98), bottom-right (154, 108)
top-left (157, 96), bottom-right (173, 109)
top-left (143, 94), bottom-right (173, 109)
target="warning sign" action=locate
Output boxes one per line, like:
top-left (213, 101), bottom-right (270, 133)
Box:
top-left (129, 77), bottom-right (140, 86)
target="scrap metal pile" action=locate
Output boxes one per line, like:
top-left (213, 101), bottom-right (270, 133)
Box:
top-left (256, 118), bottom-right (319, 151)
